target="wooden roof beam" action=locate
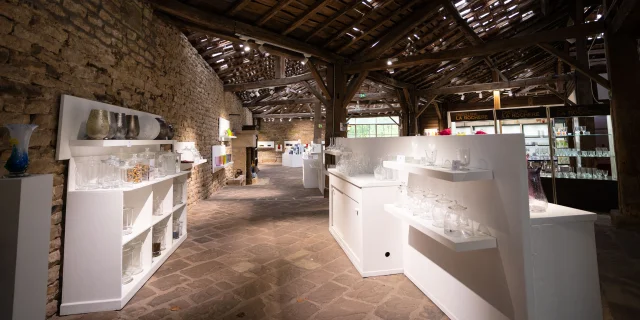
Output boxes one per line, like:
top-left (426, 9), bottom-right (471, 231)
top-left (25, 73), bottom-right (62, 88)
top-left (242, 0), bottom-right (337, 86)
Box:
top-left (150, 0), bottom-right (341, 62)
top-left (352, 1), bottom-right (440, 61)
top-left (419, 74), bottom-right (573, 96)
top-left (307, 60), bottom-right (331, 99)
top-left (305, 1), bottom-right (363, 42)
top-left (610, 0), bottom-right (640, 35)
top-left (224, 70), bottom-right (326, 91)
top-left (323, 0), bottom-right (395, 48)
top-left (227, 0), bottom-right (252, 15)
top-left (345, 22), bottom-right (606, 72)
top-left (245, 92), bottom-right (396, 107)
top-left (302, 81), bottom-right (329, 107)
top-left (256, 0), bottom-right (295, 26)
top-left (538, 43), bottom-right (611, 90)
top-left (343, 72), bottom-right (370, 108)
top-left (282, 0), bottom-right (334, 35)
top-left (447, 94), bottom-right (564, 111)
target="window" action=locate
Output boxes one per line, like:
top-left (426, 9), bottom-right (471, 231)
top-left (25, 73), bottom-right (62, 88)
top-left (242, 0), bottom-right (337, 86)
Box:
top-left (347, 117), bottom-right (400, 138)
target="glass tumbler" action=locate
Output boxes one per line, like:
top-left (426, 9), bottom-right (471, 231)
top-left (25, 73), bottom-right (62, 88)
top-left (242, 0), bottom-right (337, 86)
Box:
top-left (152, 226), bottom-right (166, 258)
top-left (432, 197), bottom-right (452, 228)
top-left (131, 239), bottom-right (144, 275)
top-left (153, 195), bottom-right (163, 216)
top-left (421, 191), bottom-right (439, 220)
top-left (174, 183), bottom-right (183, 205)
top-left (123, 207), bottom-right (134, 235)
top-left (456, 148), bottom-right (471, 170)
top-left (122, 246), bottom-right (134, 285)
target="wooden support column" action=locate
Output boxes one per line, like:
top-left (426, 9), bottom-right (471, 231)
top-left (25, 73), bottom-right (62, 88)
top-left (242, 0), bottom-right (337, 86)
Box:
top-left (313, 102), bottom-right (322, 143)
top-left (492, 70), bottom-right (502, 133)
top-left (606, 29), bottom-right (640, 224)
top-left (333, 64), bottom-right (348, 138)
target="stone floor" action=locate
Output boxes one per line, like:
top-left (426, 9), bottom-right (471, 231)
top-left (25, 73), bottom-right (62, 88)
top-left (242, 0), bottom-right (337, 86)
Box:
top-left (55, 164), bottom-right (448, 320)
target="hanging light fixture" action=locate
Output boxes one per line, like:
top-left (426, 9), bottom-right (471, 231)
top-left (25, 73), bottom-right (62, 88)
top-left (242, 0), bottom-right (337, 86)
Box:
top-left (243, 41), bottom-right (251, 52)
top-left (478, 92), bottom-right (483, 99)
top-left (461, 94), bottom-right (465, 101)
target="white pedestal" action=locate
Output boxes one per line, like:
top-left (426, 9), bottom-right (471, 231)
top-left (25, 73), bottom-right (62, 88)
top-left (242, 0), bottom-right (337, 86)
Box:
top-left (302, 158), bottom-right (319, 189)
top-left (282, 152), bottom-right (303, 167)
top-left (0, 175), bottom-right (53, 320)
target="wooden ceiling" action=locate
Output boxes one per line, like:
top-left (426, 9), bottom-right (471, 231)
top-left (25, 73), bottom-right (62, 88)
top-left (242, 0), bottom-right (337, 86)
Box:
top-left (156, 0), bottom-right (607, 115)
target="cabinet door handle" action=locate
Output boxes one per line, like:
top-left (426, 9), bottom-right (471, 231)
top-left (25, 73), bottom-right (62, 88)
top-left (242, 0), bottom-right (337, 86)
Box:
top-left (355, 208), bottom-right (360, 216)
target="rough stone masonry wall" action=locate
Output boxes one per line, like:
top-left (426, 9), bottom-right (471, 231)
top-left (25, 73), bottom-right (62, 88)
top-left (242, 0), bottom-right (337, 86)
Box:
top-left (0, 0), bottom-right (244, 316)
top-left (258, 119), bottom-right (325, 163)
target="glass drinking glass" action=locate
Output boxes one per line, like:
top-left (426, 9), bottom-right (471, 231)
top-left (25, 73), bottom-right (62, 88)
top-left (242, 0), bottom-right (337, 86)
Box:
top-left (141, 148), bottom-right (156, 180)
top-left (409, 187), bottom-right (425, 216)
top-left (588, 150), bottom-right (595, 157)
top-left (75, 162), bottom-right (88, 190)
top-left (432, 197), bottom-right (452, 228)
top-left (425, 144), bottom-right (437, 166)
top-left (130, 239), bottom-right (144, 275)
top-left (84, 157), bottom-right (100, 190)
top-left (122, 246), bottom-right (134, 285)
top-left (173, 218), bottom-right (181, 240)
top-left (123, 207), bottom-right (134, 235)
top-left (153, 195), bottom-right (163, 216)
top-left (603, 170), bottom-right (609, 179)
top-left (173, 183), bottom-right (183, 205)
top-left (152, 226), bottom-right (166, 258)
top-left (421, 190), bottom-right (439, 220)
top-left (456, 148), bottom-right (471, 170)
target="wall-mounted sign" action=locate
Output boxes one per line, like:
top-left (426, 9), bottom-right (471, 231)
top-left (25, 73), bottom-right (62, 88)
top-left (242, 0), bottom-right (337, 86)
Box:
top-left (549, 104), bottom-right (610, 118)
top-left (496, 107), bottom-right (547, 120)
top-left (451, 110), bottom-right (494, 121)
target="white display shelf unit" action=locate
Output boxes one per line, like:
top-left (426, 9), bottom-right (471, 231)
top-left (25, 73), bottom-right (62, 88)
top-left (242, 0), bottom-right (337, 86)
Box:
top-left (56, 95), bottom-right (190, 315)
top-left (180, 159), bottom-right (208, 171)
top-left (383, 161), bottom-right (493, 182)
top-left (383, 204), bottom-right (497, 252)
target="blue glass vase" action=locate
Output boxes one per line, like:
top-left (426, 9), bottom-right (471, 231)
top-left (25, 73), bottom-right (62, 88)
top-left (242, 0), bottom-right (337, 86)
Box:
top-left (4, 124), bottom-right (38, 177)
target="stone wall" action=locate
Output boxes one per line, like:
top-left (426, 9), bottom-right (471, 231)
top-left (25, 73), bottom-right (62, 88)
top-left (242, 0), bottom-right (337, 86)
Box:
top-left (257, 119), bottom-right (324, 163)
top-left (0, 0), bottom-right (243, 316)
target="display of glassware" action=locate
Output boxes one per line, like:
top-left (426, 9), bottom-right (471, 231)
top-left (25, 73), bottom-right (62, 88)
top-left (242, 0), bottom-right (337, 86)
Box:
top-left (424, 144), bottom-right (437, 166)
top-left (408, 187), bottom-right (425, 216)
top-left (152, 226), bottom-right (166, 258)
top-left (336, 152), bottom-right (372, 177)
top-left (456, 148), bottom-right (471, 170)
top-left (174, 182), bottom-right (183, 205)
top-left (173, 218), bottom-right (182, 240)
top-left (444, 201), bottom-right (466, 237)
top-left (527, 167), bottom-right (548, 213)
top-left (157, 151), bottom-right (178, 177)
top-left (130, 239), bottom-right (144, 275)
top-left (556, 166), bottom-right (609, 180)
top-left (123, 207), bottom-right (134, 235)
top-left (396, 182), bottom-right (408, 208)
top-left (420, 190), bottom-right (439, 220)
top-left (153, 194), bottom-right (163, 216)
top-left (432, 197), bottom-right (452, 228)
top-left (141, 148), bottom-right (157, 180)
top-left (122, 245), bottom-right (134, 284)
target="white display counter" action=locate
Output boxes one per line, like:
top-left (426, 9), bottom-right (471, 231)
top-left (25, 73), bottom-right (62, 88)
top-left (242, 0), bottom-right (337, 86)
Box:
top-left (329, 136), bottom-right (601, 320)
top-left (282, 152), bottom-right (303, 167)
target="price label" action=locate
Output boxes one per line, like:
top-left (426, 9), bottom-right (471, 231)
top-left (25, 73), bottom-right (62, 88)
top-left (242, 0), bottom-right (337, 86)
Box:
top-left (396, 155), bottom-right (406, 163)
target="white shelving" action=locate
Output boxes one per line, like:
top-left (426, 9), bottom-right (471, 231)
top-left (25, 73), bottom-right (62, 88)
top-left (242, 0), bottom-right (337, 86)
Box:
top-left (384, 204), bottom-right (497, 252)
top-left (69, 140), bottom-right (174, 147)
top-left (383, 161), bottom-right (494, 182)
top-left (57, 95), bottom-right (190, 316)
top-left (220, 136), bottom-right (237, 141)
top-left (180, 159), bottom-right (207, 171)
top-left (213, 161), bottom-right (234, 173)
top-left (325, 149), bottom-right (352, 156)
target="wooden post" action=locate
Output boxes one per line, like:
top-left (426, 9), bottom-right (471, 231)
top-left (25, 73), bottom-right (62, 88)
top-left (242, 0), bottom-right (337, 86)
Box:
top-left (397, 89), bottom-right (410, 136)
top-left (605, 30), bottom-right (640, 224)
top-left (313, 102), bottom-right (322, 143)
top-left (572, 0), bottom-right (593, 105)
top-left (333, 64), bottom-right (347, 138)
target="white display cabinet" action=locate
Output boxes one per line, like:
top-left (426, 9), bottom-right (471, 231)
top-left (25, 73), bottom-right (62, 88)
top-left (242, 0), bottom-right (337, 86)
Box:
top-left (55, 95), bottom-right (189, 315)
top-left (328, 169), bottom-right (403, 277)
top-left (331, 136), bottom-right (601, 320)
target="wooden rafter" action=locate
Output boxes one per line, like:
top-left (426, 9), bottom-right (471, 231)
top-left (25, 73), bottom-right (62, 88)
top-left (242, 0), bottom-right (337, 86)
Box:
top-left (323, 0), bottom-right (395, 48)
top-left (245, 92), bottom-right (395, 107)
top-left (256, 0), bottom-right (295, 26)
top-left (537, 43), bottom-right (611, 90)
top-left (352, 1), bottom-right (440, 62)
top-left (345, 22), bottom-right (606, 72)
top-left (307, 60), bottom-right (331, 99)
top-left (282, 0), bottom-right (334, 36)
top-left (150, 0), bottom-right (342, 62)
top-left (542, 84), bottom-right (577, 106)
top-left (418, 74), bottom-right (572, 96)
top-left (227, 0), bottom-right (252, 15)
top-left (416, 95), bottom-right (438, 118)
top-left (305, 1), bottom-right (363, 41)
top-left (343, 72), bottom-right (370, 108)
top-left (302, 81), bottom-right (329, 107)
top-left (224, 71), bottom-right (325, 91)
top-left (610, 0), bottom-right (640, 35)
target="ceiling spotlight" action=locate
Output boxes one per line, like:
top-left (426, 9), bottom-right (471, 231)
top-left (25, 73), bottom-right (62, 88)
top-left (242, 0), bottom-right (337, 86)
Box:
top-left (280, 118), bottom-right (283, 122)
top-left (461, 94), bottom-right (465, 101)
top-left (388, 68), bottom-right (394, 74)
top-left (478, 92), bottom-right (482, 99)
top-left (289, 118), bottom-right (292, 122)
top-left (387, 60), bottom-right (393, 66)
top-left (243, 41), bottom-right (251, 52)
top-left (509, 91), bottom-right (513, 97)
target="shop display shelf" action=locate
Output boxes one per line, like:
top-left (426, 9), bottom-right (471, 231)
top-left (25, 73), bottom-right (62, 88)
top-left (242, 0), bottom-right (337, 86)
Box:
top-left (213, 161), bottom-right (234, 173)
top-left (180, 159), bottom-right (207, 171)
top-left (122, 235), bottom-right (186, 305)
top-left (122, 226), bottom-right (150, 246)
top-left (560, 155), bottom-right (614, 158)
top-left (384, 204), bottom-right (497, 252)
top-left (70, 171), bottom-right (190, 193)
top-left (524, 135), bottom-right (548, 139)
top-left (152, 210), bottom-right (173, 226)
top-left (325, 150), bottom-right (352, 156)
top-left (171, 202), bottom-right (186, 213)
top-left (69, 140), bottom-right (174, 147)
top-left (553, 134), bottom-right (611, 139)
top-left (383, 161), bottom-right (493, 182)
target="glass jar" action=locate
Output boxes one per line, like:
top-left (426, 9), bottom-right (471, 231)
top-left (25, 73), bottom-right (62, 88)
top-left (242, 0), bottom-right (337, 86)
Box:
top-left (528, 167), bottom-right (548, 213)
top-left (141, 148), bottom-right (157, 180)
top-left (118, 159), bottom-right (134, 187)
top-left (173, 183), bottom-right (183, 205)
top-left (122, 245), bottom-right (134, 284)
top-left (172, 218), bottom-right (180, 240)
top-left (444, 201), bottom-right (466, 237)
top-left (395, 182), bottom-right (408, 208)
top-left (421, 190), bottom-right (439, 220)
top-left (409, 187), bottom-right (424, 216)
top-left (175, 152), bottom-right (182, 173)
top-left (432, 197), bottom-right (452, 228)
top-left (152, 226), bottom-right (166, 258)
top-left (123, 207), bottom-right (134, 235)
top-left (130, 239), bottom-right (144, 275)
top-left (157, 151), bottom-right (177, 176)
top-left (100, 155), bottom-right (120, 189)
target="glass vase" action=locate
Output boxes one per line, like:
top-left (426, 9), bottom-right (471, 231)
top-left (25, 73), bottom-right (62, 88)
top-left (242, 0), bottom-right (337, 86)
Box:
top-left (4, 124), bottom-right (38, 177)
top-left (528, 167), bottom-right (548, 213)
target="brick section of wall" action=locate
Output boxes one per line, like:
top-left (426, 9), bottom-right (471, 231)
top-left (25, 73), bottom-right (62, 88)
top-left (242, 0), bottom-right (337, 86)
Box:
top-left (0, 0), bottom-right (243, 316)
top-left (257, 119), bottom-right (325, 163)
